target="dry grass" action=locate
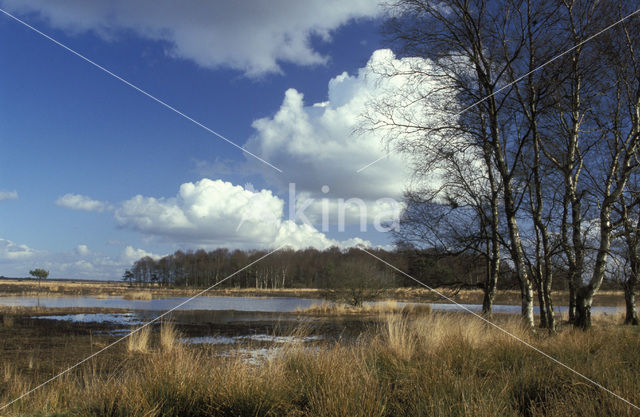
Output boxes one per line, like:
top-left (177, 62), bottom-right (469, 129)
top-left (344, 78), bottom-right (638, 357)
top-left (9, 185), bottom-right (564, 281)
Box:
top-left (297, 300), bottom-right (433, 316)
top-left (2, 314), bottom-right (639, 416)
top-left (123, 291), bottom-right (153, 300)
top-left (2, 314), bottom-right (14, 327)
top-left (127, 326), bottom-right (151, 353)
top-left (159, 321), bottom-right (181, 352)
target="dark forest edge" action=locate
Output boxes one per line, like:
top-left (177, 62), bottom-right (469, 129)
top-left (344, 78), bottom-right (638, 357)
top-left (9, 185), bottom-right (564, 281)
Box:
top-left (120, 246), bottom-right (621, 306)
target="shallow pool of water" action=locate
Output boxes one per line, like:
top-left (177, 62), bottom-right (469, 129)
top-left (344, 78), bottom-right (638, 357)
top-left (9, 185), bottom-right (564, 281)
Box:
top-left (2, 295), bottom-right (622, 316)
top-left (0, 295), bottom-right (322, 312)
top-left (33, 312), bottom-right (144, 325)
top-left (427, 303), bottom-right (621, 315)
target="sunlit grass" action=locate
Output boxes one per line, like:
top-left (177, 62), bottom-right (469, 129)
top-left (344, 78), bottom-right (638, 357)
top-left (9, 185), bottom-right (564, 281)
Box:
top-left (1, 313), bottom-right (639, 416)
top-left (296, 300), bottom-right (433, 316)
top-left (159, 320), bottom-right (181, 353)
top-left (123, 291), bottom-right (153, 300)
top-left (127, 326), bottom-right (151, 354)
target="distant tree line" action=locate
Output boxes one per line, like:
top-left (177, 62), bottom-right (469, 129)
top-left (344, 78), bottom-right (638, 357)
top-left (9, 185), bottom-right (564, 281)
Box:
top-left (124, 246), bottom-right (531, 292)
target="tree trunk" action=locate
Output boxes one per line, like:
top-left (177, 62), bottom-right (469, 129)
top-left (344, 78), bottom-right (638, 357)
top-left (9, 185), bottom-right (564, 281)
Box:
top-left (492, 125), bottom-right (535, 328)
top-left (543, 268), bottom-right (555, 331)
top-left (536, 270), bottom-right (548, 329)
top-left (623, 283), bottom-right (639, 325)
top-left (482, 155), bottom-right (500, 317)
top-left (503, 192), bottom-right (535, 328)
top-left (568, 281), bottom-right (576, 323)
top-left (482, 254), bottom-right (499, 315)
top-left (521, 276), bottom-right (535, 328)
top-left (574, 287), bottom-right (592, 329)
top-left (540, 230), bottom-right (555, 331)
top-left (574, 204), bottom-right (619, 329)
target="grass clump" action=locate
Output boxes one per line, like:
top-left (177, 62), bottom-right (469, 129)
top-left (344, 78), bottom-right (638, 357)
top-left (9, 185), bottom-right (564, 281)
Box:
top-left (159, 320), bottom-right (181, 353)
top-left (123, 291), bottom-right (153, 300)
top-left (127, 326), bottom-right (151, 353)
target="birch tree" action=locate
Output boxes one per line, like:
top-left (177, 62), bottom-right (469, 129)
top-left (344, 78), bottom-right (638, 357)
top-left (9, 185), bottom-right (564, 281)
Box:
top-left (375, 0), bottom-right (536, 326)
top-left (571, 1), bottom-right (640, 328)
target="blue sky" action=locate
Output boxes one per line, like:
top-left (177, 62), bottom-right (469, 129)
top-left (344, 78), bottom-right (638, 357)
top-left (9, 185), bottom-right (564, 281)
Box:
top-left (0, 1), bottom-right (412, 280)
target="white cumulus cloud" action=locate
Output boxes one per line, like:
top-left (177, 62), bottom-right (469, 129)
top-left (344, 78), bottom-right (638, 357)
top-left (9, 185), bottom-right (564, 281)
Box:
top-left (114, 178), bottom-right (371, 250)
top-left (56, 193), bottom-right (109, 212)
top-left (0, 0), bottom-right (382, 76)
top-left (75, 244), bottom-right (90, 256)
top-left (122, 246), bottom-right (162, 263)
top-left (244, 49), bottom-right (448, 228)
top-left (246, 50), bottom-right (408, 199)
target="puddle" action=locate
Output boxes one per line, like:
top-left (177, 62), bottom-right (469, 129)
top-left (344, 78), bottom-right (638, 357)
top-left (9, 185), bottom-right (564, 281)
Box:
top-left (33, 312), bottom-right (144, 325)
top-left (217, 343), bottom-right (324, 365)
top-left (239, 334), bottom-right (323, 343)
top-left (185, 335), bottom-right (237, 345)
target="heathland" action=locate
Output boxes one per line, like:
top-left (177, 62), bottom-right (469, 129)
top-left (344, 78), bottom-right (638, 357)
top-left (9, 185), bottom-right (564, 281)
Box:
top-left (0, 279), bottom-right (637, 416)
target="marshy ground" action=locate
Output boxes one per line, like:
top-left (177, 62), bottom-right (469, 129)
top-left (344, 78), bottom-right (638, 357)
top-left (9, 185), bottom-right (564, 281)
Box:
top-left (0, 280), bottom-right (637, 416)
top-left (0, 302), bottom-right (638, 416)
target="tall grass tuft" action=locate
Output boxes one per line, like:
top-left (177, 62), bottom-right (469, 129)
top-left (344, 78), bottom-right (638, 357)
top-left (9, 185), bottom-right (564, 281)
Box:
top-left (160, 320), bottom-right (181, 352)
top-left (123, 291), bottom-right (152, 300)
top-left (127, 326), bottom-right (151, 353)
top-left (384, 313), bottom-right (417, 361)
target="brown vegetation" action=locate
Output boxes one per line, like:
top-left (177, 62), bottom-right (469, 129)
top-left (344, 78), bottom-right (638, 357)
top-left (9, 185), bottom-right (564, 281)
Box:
top-left (296, 300), bottom-right (432, 316)
top-left (127, 327), bottom-right (151, 354)
top-left (123, 291), bottom-right (153, 301)
top-left (0, 312), bottom-right (638, 416)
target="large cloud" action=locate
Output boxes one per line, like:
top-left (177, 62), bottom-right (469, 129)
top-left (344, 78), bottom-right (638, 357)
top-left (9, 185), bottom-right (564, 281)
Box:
top-left (246, 71), bottom-right (407, 199)
top-left (114, 178), bottom-right (370, 250)
top-left (243, 49), bottom-right (453, 226)
top-left (1, 0), bottom-right (381, 76)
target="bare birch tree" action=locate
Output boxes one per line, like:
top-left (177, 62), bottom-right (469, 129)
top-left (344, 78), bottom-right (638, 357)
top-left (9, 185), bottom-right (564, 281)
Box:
top-left (571, 2), bottom-right (640, 328)
top-left (373, 0), bottom-right (536, 326)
